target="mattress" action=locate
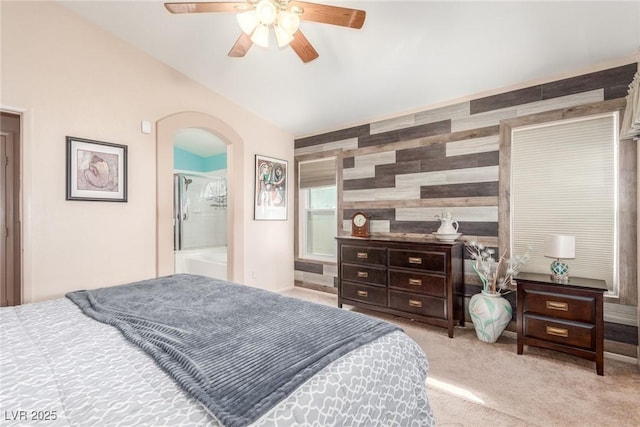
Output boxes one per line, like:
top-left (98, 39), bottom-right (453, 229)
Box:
top-left (1, 293), bottom-right (434, 426)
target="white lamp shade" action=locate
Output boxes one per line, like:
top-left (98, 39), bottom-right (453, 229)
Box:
top-left (237, 11), bottom-right (258, 35)
top-left (277, 11), bottom-right (300, 35)
top-left (274, 24), bottom-right (294, 47)
top-left (251, 24), bottom-right (270, 48)
top-left (255, 0), bottom-right (278, 25)
top-left (544, 235), bottom-right (575, 259)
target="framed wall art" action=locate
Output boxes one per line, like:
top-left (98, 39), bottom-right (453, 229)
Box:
top-left (66, 136), bottom-right (128, 202)
top-left (254, 154), bottom-right (287, 220)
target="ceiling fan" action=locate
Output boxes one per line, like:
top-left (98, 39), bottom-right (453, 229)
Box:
top-left (164, 1), bottom-right (366, 63)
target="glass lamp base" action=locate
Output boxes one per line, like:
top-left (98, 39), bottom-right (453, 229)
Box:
top-left (550, 259), bottom-right (570, 283)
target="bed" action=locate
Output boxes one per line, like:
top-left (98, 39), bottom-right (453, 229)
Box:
top-left (0, 274), bottom-right (434, 426)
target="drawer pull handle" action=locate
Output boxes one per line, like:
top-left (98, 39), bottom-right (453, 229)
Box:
top-left (357, 290), bottom-right (369, 297)
top-left (408, 299), bottom-right (423, 308)
top-left (546, 326), bottom-right (569, 338)
top-left (357, 252), bottom-right (368, 259)
top-left (408, 257), bottom-right (423, 264)
top-left (408, 278), bottom-right (422, 286)
top-left (357, 271), bottom-right (369, 278)
top-left (546, 301), bottom-right (568, 311)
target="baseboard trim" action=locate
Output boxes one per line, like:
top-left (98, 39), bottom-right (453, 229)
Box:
top-left (294, 281), bottom-right (338, 294)
top-left (604, 351), bottom-right (638, 365)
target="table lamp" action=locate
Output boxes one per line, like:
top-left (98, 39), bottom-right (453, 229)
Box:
top-left (544, 234), bottom-right (575, 282)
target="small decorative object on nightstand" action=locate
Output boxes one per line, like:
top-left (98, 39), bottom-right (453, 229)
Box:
top-left (516, 272), bottom-right (607, 376)
top-left (544, 234), bottom-right (575, 283)
top-left (351, 212), bottom-right (370, 238)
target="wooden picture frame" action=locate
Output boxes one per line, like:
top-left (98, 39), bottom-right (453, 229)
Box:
top-left (254, 154), bottom-right (287, 220)
top-left (66, 136), bottom-right (128, 202)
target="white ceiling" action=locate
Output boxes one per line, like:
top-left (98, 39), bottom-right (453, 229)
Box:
top-left (58, 1), bottom-right (639, 139)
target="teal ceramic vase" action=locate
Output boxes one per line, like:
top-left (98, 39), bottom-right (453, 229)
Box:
top-left (468, 290), bottom-right (512, 343)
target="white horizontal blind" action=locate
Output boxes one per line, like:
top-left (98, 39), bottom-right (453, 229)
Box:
top-left (299, 158), bottom-right (336, 189)
top-left (511, 114), bottom-right (616, 292)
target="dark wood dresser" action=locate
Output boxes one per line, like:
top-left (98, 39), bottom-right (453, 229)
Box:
top-left (516, 272), bottom-right (607, 375)
top-left (336, 237), bottom-right (464, 338)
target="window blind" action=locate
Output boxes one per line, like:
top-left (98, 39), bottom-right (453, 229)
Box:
top-left (511, 114), bottom-right (616, 292)
top-left (299, 158), bottom-right (337, 189)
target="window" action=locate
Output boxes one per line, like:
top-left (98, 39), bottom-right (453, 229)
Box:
top-left (510, 113), bottom-right (618, 295)
top-left (298, 158), bottom-right (337, 261)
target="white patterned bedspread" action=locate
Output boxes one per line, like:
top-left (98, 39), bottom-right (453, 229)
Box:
top-left (0, 298), bottom-right (434, 426)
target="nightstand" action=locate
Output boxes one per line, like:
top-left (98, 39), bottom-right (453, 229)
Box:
top-left (516, 272), bottom-right (607, 376)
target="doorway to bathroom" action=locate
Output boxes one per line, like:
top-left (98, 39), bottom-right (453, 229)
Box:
top-left (172, 128), bottom-right (228, 280)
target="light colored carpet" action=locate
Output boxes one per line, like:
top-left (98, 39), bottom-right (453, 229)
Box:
top-left (282, 287), bottom-right (640, 427)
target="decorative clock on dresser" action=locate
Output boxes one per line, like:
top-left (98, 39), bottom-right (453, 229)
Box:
top-left (516, 272), bottom-right (607, 375)
top-left (350, 212), bottom-right (370, 238)
top-left (336, 236), bottom-right (464, 338)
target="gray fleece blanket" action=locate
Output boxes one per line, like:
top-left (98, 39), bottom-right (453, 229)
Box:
top-left (66, 274), bottom-right (400, 427)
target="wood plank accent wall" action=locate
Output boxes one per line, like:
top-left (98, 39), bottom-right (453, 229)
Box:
top-left (294, 63), bottom-right (639, 356)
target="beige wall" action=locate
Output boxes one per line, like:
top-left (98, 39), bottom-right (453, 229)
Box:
top-left (1, 1), bottom-right (294, 302)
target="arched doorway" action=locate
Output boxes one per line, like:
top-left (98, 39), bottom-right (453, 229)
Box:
top-left (156, 112), bottom-right (244, 283)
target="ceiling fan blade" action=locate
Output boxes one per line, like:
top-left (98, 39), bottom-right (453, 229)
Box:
top-left (289, 30), bottom-right (319, 63)
top-left (164, 2), bottom-right (250, 14)
top-left (228, 32), bottom-right (253, 57)
top-left (288, 1), bottom-right (365, 29)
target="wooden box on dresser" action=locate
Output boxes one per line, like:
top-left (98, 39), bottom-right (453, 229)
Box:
top-left (516, 272), bottom-right (607, 375)
top-left (336, 236), bottom-right (464, 338)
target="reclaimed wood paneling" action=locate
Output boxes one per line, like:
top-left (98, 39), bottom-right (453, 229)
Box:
top-left (420, 151), bottom-right (499, 172)
top-left (294, 124), bottom-right (369, 149)
top-left (375, 161), bottom-right (421, 177)
top-left (471, 86), bottom-right (543, 115)
top-left (542, 64), bottom-right (637, 101)
top-left (343, 208), bottom-right (395, 221)
top-left (343, 196), bottom-right (499, 210)
top-left (446, 134), bottom-right (500, 156)
top-left (358, 120), bottom-right (451, 148)
top-left (421, 181), bottom-right (498, 199)
top-left (470, 64), bottom-right (636, 115)
top-left (294, 260), bottom-right (323, 274)
top-left (604, 322), bottom-right (639, 345)
top-left (293, 63), bottom-right (638, 355)
top-left (343, 175), bottom-right (395, 191)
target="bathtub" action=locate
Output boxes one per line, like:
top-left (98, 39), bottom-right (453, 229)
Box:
top-left (175, 247), bottom-right (227, 281)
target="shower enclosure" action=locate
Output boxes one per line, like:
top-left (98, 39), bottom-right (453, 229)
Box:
top-left (173, 173), bottom-right (227, 280)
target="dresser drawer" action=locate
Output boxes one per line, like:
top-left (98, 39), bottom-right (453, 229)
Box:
top-left (524, 314), bottom-right (595, 350)
top-left (523, 290), bottom-right (595, 323)
top-left (341, 245), bottom-right (387, 266)
top-left (388, 250), bottom-right (445, 273)
top-left (342, 264), bottom-right (386, 286)
top-left (389, 270), bottom-right (445, 297)
top-left (389, 291), bottom-right (446, 319)
top-left (341, 282), bottom-right (387, 307)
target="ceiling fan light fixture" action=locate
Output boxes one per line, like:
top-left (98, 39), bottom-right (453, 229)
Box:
top-left (277, 10), bottom-right (300, 35)
top-left (236, 10), bottom-right (258, 35)
top-left (251, 24), bottom-right (270, 48)
top-left (274, 24), bottom-right (294, 47)
top-left (255, 0), bottom-right (278, 25)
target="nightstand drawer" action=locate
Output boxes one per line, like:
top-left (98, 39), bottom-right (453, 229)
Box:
top-left (524, 314), bottom-right (594, 350)
top-left (388, 250), bottom-right (445, 272)
top-left (341, 282), bottom-right (387, 307)
top-left (523, 290), bottom-right (595, 323)
top-left (389, 291), bottom-right (445, 319)
top-left (342, 264), bottom-right (386, 286)
top-left (389, 270), bottom-right (445, 297)
top-left (341, 245), bottom-right (386, 266)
